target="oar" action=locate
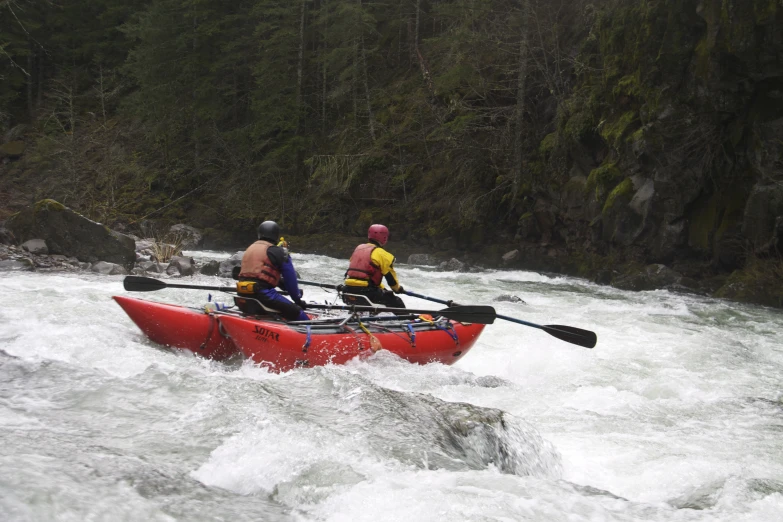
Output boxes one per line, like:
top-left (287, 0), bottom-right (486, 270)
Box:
top-left (124, 276), bottom-right (237, 292)
top-left (405, 290), bottom-right (596, 348)
top-left (123, 275), bottom-right (293, 297)
top-left (298, 280), bottom-right (340, 290)
top-left (305, 303), bottom-right (496, 325)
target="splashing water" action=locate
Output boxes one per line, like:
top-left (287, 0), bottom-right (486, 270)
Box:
top-left (1, 251), bottom-right (782, 521)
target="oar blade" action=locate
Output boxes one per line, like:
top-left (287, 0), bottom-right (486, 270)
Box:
top-left (439, 305), bottom-right (496, 325)
top-left (123, 276), bottom-right (167, 292)
top-left (542, 324), bottom-right (597, 348)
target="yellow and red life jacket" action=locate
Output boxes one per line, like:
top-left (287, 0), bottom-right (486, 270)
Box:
top-left (239, 240), bottom-right (281, 287)
top-left (345, 243), bottom-right (382, 286)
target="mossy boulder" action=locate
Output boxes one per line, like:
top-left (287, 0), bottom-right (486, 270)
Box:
top-left (601, 177), bottom-right (646, 245)
top-left (612, 263), bottom-right (686, 292)
top-left (6, 199), bottom-right (135, 268)
top-left (714, 259), bottom-right (783, 308)
top-left (0, 141), bottom-right (25, 158)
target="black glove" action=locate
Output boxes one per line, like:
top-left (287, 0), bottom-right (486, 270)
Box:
top-left (295, 299), bottom-right (308, 310)
top-left (298, 289), bottom-right (304, 299)
top-left (393, 286), bottom-right (405, 294)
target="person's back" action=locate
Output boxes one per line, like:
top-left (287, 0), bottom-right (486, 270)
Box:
top-left (343, 224), bottom-right (405, 308)
top-left (236, 221), bottom-right (308, 321)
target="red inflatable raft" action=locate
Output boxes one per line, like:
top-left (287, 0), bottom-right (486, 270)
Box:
top-left (114, 296), bottom-right (238, 360)
top-left (113, 296), bottom-right (486, 372)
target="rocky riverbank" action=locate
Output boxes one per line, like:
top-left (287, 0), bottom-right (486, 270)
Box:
top-left (1, 199), bottom-right (780, 309)
top-left (281, 232), bottom-right (782, 308)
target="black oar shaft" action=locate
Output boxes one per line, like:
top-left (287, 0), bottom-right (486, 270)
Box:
top-left (406, 289), bottom-right (597, 348)
top-left (299, 280), bottom-right (340, 290)
top-left (496, 313), bottom-right (539, 329)
top-left (168, 283), bottom-right (236, 292)
top-left (305, 303), bottom-right (495, 324)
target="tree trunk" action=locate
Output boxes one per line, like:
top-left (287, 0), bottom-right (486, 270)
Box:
top-left (37, 56), bottom-right (44, 108)
top-left (321, 0), bottom-right (329, 133)
top-left (512, 0), bottom-right (530, 197)
top-left (358, 0), bottom-right (375, 140)
top-left (98, 63), bottom-right (107, 124)
top-left (192, 14), bottom-right (200, 170)
top-left (414, 0), bottom-right (421, 54)
top-left (360, 35), bottom-right (376, 141)
top-left (296, 0), bottom-right (306, 132)
top-left (27, 50), bottom-right (34, 118)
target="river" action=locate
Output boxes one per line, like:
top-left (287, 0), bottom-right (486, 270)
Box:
top-left (1, 251), bottom-right (782, 521)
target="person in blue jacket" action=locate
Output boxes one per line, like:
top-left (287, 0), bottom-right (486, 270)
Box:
top-left (235, 221), bottom-right (308, 321)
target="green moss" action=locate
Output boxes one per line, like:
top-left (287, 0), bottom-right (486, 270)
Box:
top-left (613, 71), bottom-right (641, 98)
top-left (586, 162), bottom-right (622, 195)
top-left (715, 187), bottom-right (748, 242)
top-left (695, 36), bottom-right (713, 79)
top-left (602, 178), bottom-right (633, 214)
top-left (34, 199), bottom-right (66, 212)
top-left (538, 132), bottom-right (557, 156)
top-left (688, 186), bottom-right (749, 254)
top-left (600, 111), bottom-right (637, 150)
top-left (714, 257), bottom-right (783, 308)
top-left (0, 141), bottom-right (25, 157)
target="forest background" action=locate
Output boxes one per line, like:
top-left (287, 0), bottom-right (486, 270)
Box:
top-left (1, 0), bottom-right (782, 306)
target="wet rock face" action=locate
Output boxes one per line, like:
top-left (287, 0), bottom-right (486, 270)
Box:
top-left (0, 227), bottom-right (15, 245)
top-left (742, 184), bottom-right (783, 253)
top-left (7, 200), bottom-right (135, 269)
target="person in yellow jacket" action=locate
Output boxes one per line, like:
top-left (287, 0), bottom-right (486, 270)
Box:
top-left (343, 224), bottom-right (405, 308)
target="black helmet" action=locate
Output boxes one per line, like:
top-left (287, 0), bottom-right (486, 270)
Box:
top-left (257, 220), bottom-right (280, 242)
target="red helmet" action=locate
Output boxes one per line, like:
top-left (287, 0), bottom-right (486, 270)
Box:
top-left (368, 224), bottom-right (389, 246)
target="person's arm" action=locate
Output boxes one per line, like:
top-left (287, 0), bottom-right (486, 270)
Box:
top-left (267, 246), bottom-right (304, 302)
top-left (279, 257), bottom-right (303, 302)
top-left (373, 248), bottom-right (402, 292)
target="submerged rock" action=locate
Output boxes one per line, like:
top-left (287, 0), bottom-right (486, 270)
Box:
top-left (0, 259), bottom-right (34, 271)
top-left (166, 256), bottom-right (195, 277)
top-left (407, 253), bottom-right (437, 265)
top-left (138, 260), bottom-right (165, 273)
top-left (90, 261), bottom-right (127, 275)
top-left (494, 294), bottom-right (526, 304)
top-left (219, 251), bottom-right (244, 278)
top-left (439, 258), bottom-right (468, 272)
top-left (200, 259), bottom-right (220, 276)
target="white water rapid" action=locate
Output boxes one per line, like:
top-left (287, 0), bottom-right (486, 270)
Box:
top-left (1, 251), bottom-right (782, 521)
